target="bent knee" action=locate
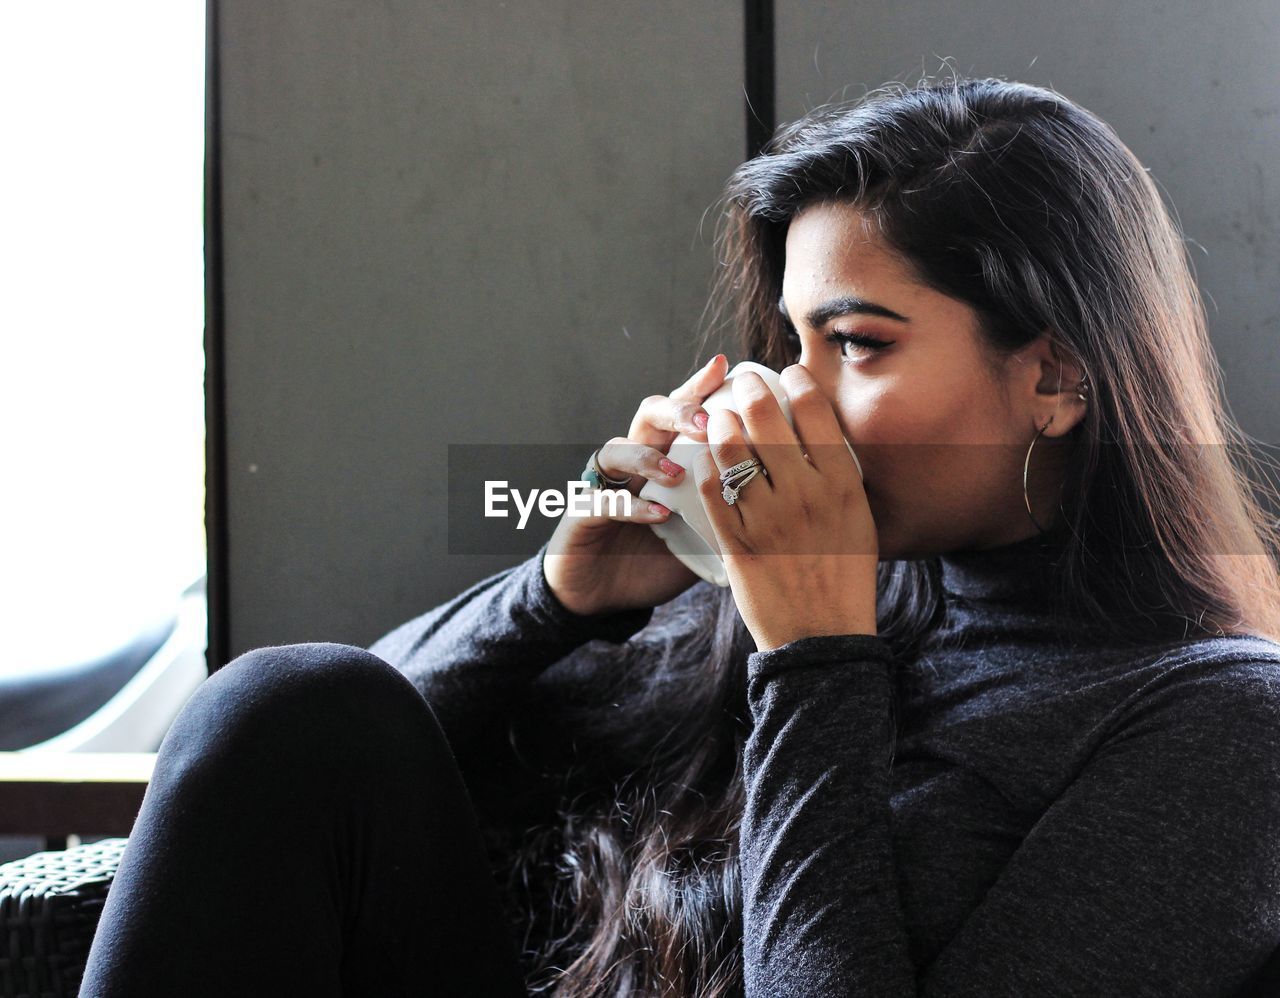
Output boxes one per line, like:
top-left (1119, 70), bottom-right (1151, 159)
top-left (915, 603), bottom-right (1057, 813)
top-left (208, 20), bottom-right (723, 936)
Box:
top-left (162, 642), bottom-right (437, 759)
top-left (220, 641), bottom-right (415, 701)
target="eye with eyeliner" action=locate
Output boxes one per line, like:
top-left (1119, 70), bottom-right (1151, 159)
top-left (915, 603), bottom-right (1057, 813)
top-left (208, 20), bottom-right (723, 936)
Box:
top-left (825, 330), bottom-right (892, 356)
top-left (781, 321), bottom-right (892, 358)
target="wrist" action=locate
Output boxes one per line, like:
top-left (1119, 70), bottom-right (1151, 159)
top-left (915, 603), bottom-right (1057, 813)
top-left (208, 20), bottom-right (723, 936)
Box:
top-left (755, 626), bottom-right (878, 653)
top-left (541, 562), bottom-right (588, 617)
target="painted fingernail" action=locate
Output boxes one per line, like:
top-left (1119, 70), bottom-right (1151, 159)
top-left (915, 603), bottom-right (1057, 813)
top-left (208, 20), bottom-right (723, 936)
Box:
top-left (693, 411), bottom-right (709, 430)
top-left (659, 458), bottom-right (683, 478)
top-left (648, 502), bottom-right (671, 517)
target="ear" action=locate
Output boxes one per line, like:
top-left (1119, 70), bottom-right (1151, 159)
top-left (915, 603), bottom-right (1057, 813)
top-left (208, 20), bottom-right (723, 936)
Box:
top-left (1013, 329), bottom-right (1089, 438)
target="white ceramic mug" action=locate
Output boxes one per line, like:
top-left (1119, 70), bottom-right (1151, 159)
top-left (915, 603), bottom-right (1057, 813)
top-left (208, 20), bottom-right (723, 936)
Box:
top-left (638, 360), bottom-right (863, 587)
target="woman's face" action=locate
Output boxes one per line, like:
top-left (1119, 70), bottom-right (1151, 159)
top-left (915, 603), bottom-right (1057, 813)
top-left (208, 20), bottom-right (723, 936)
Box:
top-left (780, 199), bottom-right (1083, 560)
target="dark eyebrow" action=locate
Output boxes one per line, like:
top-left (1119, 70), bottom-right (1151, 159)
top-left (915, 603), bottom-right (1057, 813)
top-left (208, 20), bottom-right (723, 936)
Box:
top-left (778, 294), bottom-right (911, 328)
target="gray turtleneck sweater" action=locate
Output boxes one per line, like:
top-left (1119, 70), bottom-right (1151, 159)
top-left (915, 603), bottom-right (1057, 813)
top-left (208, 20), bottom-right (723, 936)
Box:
top-left (367, 534), bottom-right (1280, 996)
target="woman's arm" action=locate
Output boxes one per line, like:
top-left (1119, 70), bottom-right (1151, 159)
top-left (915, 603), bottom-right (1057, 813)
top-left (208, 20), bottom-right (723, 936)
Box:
top-left (367, 545), bottom-right (653, 821)
top-left (740, 637), bottom-right (1280, 996)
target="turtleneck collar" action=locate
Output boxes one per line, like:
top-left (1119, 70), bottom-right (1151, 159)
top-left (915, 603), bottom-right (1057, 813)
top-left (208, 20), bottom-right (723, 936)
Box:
top-left (937, 527), bottom-right (1070, 605)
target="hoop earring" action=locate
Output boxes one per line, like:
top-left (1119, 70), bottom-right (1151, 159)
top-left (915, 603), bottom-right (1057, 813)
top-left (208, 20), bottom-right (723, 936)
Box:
top-left (1024, 372), bottom-right (1090, 533)
top-left (1023, 415), bottom-right (1055, 534)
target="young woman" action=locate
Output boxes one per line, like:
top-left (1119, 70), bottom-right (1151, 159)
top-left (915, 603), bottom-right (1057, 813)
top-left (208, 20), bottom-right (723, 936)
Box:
top-left (82, 76), bottom-right (1280, 997)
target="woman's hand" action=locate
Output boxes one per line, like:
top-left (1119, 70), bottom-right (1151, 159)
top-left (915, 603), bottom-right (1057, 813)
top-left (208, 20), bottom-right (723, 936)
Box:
top-left (691, 364), bottom-right (879, 652)
top-left (544, 354), bottom-right (730, 617)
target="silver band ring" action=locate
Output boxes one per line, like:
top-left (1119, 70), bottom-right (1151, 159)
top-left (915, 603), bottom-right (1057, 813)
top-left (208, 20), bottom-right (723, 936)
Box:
top-left (581, 448), bottom-right (632, 489)
top-left (719, 457), bottom-right (767, 506)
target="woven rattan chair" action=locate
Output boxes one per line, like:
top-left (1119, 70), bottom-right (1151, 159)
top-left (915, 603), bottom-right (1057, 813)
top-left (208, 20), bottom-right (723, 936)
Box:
top-left (0, 838), bottom-right (127, 998)
top-left (1, 835), bottom-right (1279, 996)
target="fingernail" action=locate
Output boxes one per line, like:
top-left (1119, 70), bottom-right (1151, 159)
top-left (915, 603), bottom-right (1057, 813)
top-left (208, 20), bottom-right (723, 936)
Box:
top-left (693, 411), bottom-right (709, 430)
top-left (648, 502), bottom-right (671, 517)
top-left (659, 458), bottom-right (683, 478)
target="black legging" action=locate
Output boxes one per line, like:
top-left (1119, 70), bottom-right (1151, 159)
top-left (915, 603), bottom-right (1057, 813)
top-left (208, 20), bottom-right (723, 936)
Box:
top-left (79, 642), bottom-right (529, 997)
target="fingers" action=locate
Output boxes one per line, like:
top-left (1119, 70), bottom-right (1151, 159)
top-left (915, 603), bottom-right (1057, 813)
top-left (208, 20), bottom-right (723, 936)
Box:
top-left (595, 436), bottom-right (686, 493)
top-left (778, 364), bottom-right (848, 474)
top-left (628, 394), bottom-right (710, 442)
top-left (570, 487), bottom-right (673, 526)
top-left (702, 409), bottom-right (773, 530)
top-left (599, 354), bottom-right (729, 503)
top-left (721, 368), bottom-right (808, 488)
top-left (625, 354), bottom-right (727, 448)
top-left (670, 353), bottom-right (729, 404)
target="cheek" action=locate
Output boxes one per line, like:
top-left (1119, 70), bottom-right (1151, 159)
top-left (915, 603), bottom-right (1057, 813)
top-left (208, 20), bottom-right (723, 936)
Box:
top-left (828, 373), bottom-right (979, 506)
top-left (830, 376), bottom-right (954, 446)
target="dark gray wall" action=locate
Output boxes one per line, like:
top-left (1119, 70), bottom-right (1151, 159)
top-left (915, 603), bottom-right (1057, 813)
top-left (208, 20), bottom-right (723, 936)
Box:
top-left (776, 3), bottom-right (1280, 443)
top-left (220, 2), bottom-right (1278, 657)
top-left (218, 1), bottom-right (742, 654)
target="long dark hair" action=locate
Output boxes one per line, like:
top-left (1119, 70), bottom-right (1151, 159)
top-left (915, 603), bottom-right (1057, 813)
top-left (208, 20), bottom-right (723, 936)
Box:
top-left (510, 74), bottom-right (1280, 996)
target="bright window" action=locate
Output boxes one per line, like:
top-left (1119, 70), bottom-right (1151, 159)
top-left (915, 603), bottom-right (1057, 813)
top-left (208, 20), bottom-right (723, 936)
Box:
top-left (0, 3), bottom-right (206, 677)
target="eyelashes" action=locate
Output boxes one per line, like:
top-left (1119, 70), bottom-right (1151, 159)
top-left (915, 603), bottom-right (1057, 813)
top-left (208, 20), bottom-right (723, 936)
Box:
top-left (825, 331), bottom-right (893, 357)
top-left (782, 324), bottom-right (892, 358)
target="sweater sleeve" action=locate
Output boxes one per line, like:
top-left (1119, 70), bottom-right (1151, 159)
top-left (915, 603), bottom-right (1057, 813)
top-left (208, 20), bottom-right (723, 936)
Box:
top-left (740, 633), bottom-right (916, 994)
top-left (741, 638), bottom-right (1280, 996)
top-left (366, 546), bottom-right (653, 820)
